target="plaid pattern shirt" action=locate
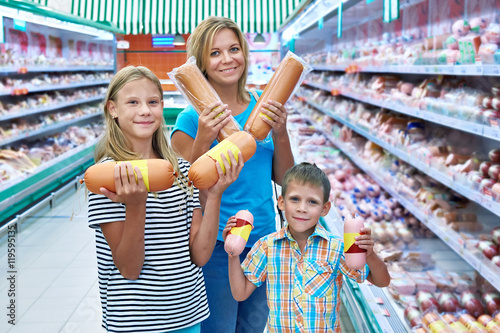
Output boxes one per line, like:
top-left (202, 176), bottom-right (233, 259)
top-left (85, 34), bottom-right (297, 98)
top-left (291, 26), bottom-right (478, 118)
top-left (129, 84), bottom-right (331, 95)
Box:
top-left (241, 224), bottom-right (369, 333)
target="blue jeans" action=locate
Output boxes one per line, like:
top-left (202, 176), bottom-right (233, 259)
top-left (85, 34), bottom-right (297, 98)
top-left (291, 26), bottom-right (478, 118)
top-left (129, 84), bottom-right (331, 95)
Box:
top-left (171, 323), bottom-right (200, 333)
top-left (201, 241), bottom-right (269, 333)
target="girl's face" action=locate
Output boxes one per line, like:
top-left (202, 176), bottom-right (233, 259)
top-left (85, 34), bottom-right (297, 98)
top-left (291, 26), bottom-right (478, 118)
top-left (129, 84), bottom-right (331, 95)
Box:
top-left (206, 28), bottom-right (245, 88)
top-left (107, 78), bottom-right (163, 148)
top-left (278, 181), bottom-right (331, 239)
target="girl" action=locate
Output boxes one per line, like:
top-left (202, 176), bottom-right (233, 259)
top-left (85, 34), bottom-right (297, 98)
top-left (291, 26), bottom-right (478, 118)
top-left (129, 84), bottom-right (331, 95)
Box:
top-left (171, 17), bottom-right (294, 332)
top-left (88, 65), bottom-right (243, 333)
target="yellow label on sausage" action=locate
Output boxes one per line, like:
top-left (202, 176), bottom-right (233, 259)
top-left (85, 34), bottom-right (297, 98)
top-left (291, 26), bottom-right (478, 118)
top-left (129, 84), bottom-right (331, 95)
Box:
top-left (258, 111), bottom-right (273, 121)
top-left (429, 320), bottom-right (447, 333)
top-left (344, 233), bottom-right (359, 253)
top-left (119, 160), bottom-right (150, 191)
top-left (206, 140), bottom-right (241, 173)
top-left (229, 225), bottom-right (252, 241)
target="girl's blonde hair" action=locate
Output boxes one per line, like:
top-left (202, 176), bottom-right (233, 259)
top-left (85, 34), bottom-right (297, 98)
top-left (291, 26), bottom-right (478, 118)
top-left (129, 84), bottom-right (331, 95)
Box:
top-left (95, 66), bottom-right (190, 190)
top-left (187, 16), bottom-right (250, 103)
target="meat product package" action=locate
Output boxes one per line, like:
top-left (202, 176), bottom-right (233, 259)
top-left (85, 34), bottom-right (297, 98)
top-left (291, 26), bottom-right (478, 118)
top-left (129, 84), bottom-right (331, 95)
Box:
top-left (460, 291), bottom-right (486, 318)
top-left (244, 51), bottom-right (312, 141)
top-left (167, 56), bottom-right (241, 142)
top-left (390, 278), bottom-right (417, 296)
top-left (416, 291), bottom-right (440, 312)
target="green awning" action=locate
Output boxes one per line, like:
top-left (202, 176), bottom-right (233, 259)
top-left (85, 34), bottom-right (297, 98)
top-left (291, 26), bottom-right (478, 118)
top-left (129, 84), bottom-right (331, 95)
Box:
top-left (27, 0), bottom-right (303, 35)
top-left (2, 0), bottom-right (125, 34)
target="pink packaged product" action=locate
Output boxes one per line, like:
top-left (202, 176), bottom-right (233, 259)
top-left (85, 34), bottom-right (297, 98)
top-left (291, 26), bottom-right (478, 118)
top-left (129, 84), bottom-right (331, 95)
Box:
top-left (412, 278), bottom-right (438, 293)
top-left (390, 278), bottom-right (417, 296)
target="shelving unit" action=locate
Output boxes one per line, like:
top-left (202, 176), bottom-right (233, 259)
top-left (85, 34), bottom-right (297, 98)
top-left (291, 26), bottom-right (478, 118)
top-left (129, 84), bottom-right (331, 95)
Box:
top-left (0, 1), bottom-right (121, 223)
top-left (298, 109), bottom-right (500, 291)
top-left (299, 93), bottom-right (500, 218)
top-left (303, 80), bottom-right (498, 141)
top-left (281, 0), bottom-right (500, 330)
top-left (312, 64), bottom-right (500, 77)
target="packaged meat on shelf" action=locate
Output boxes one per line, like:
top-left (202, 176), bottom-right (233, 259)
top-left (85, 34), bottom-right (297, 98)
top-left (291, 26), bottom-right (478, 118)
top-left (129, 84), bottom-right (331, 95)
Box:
top-left (287, 94), bottom-right (500, 331)
top-left (0, 4), bottom-right (117, 222)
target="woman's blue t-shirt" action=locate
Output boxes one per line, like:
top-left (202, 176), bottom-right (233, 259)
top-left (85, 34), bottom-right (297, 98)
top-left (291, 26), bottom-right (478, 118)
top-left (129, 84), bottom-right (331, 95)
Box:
top-left (171, 91), bottom-right (276, 246)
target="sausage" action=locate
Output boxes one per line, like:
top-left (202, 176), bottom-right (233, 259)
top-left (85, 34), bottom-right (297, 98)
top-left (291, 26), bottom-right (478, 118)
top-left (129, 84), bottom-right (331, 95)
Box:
top-left (224, 210), bottom-right (254, 256)
top-left (168, 58), bottom-right (241, 142)
top-left (82, 159), bottom-right (175, 194)
top-left (244, 52), bottom-right (308, 140)
top-left (188, 131), bottom-right (256, 189)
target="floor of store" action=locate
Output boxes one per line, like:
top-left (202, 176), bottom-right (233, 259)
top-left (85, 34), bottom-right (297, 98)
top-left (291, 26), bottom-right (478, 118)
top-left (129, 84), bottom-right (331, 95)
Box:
top-left (0, 184), bottom-right (357, 333)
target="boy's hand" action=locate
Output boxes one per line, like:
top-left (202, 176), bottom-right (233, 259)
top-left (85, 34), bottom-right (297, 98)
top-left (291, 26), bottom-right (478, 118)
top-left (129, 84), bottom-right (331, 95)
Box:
top-left (355, 227), bottom-right (375, 257)
top-left (222, 216), bottom-right (237, 242)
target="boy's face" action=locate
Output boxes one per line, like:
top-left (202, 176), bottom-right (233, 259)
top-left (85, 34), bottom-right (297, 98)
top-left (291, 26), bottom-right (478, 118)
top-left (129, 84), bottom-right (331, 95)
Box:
top-left (278, 181), bottom-right (331, 240)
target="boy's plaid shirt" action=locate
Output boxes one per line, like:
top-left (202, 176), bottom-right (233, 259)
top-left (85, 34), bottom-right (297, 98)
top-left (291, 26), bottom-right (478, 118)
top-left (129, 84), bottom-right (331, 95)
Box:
top-left (242, 224), bottom-right (369, 333)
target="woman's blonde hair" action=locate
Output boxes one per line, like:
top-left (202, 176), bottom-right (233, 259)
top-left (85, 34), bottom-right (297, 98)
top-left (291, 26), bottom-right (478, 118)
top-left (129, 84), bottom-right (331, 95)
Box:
top-left (187, 16), bottom-right (250, 103)
top-left (95, 66), bottom-right (190, 190)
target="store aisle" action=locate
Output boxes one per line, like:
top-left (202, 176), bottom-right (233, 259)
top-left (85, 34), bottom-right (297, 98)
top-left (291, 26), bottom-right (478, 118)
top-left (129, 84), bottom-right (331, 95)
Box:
top-left (0, 183), bottom-right (357, 333)
top-left (0, 185), bottom-right (102, 333)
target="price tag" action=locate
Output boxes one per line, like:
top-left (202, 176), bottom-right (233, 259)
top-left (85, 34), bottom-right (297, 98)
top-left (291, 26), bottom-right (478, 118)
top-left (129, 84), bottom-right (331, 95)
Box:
top-left (492, 66), bottom-right (500, 76)
top-left (445, 66), bottom-right (455, 74)
top-left (458, 66), bottom-right (467, 75)
top-left (470, 124), bottom-right (483, 135)
top-left (475, 65), bottom-right (483, 75)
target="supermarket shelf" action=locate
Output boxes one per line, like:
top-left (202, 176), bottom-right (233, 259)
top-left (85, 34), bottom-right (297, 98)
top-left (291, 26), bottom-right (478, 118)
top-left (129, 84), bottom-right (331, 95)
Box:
top-left (0, 66), bottom-right (114, 75)
top-left (0, 141), bottom-right (95, 224)
top-left (0, 80), bottom-right (111, 96)
top-left (312, 64), bottom-right (500, 76)
top-left (322, 211), bottom-right (409, 333)
top-left (303, 81), bottom-right (500, 142)
top-left (301, 110), bottom-right (500, 292)
top-left (293, 132), bottom-right (403, 333)
top-left (300, 95), bottom-right (500, 218)
top-left (0, 95), bottom-right (104, 122)
top-left (0, 112), bottom-right (102, 147)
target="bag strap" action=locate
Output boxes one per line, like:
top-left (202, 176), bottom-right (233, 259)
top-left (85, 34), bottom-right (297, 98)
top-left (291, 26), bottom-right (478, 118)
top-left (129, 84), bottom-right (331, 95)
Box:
top-left (249, 88), bottom-right (259, 101)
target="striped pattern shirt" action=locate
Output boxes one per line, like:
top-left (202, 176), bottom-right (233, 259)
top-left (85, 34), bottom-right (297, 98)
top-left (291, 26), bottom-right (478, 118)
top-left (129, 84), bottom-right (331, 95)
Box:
top-left (242, 223), bottom-right (369, 333)
top-left (88, 158), bottom-right (208, 333)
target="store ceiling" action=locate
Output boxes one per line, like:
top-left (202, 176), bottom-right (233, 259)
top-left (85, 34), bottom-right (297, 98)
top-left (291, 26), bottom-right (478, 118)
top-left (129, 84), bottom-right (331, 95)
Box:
top-left (63, 0), bottom-right (305, 35)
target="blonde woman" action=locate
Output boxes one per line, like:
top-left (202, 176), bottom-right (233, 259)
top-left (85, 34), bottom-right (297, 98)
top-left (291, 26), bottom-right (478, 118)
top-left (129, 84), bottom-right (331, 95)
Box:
top-left (88, 65), bottom-right (243, 333)
top-left (171, 17), bottom-right (294, 332)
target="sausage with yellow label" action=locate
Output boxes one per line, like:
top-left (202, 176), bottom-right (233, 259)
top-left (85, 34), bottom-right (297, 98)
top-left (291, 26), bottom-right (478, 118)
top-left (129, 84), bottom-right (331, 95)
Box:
top-left (188, 131), bottom-right (256, 189)
top-left (81, 159), bottom-right (175, 194)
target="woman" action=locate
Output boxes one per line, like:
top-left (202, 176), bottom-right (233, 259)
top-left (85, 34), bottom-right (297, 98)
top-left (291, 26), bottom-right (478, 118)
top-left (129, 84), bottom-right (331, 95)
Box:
top-left (171, 17), bottom-right (294, 332)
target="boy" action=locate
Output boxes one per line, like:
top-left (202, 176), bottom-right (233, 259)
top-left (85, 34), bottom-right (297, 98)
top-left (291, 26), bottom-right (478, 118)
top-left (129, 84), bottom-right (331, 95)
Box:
top-left (225, 162), bottom-right (390, 333)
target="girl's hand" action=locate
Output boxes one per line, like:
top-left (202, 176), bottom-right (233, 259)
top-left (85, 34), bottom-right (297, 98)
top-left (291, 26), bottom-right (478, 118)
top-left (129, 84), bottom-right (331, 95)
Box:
top-left (259, 100), bottom-right (288, 137)
top-left (208, 150), bottom-right (244, 195)
top-left (197, 101), bottom-right (232, 143)
top-left (355, 227), bottom-right (375, 257)
top-left (100, 162), bottom-right (148, 206)
top-left (222, 216), bottom-right (237, 241)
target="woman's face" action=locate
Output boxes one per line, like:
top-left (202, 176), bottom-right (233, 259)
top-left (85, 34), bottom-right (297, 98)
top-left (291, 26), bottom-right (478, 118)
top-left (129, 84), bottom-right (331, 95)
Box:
top-left (107, 78), bottom-right (163, 148)
top-left (205, 28), bottom-right (245, 89)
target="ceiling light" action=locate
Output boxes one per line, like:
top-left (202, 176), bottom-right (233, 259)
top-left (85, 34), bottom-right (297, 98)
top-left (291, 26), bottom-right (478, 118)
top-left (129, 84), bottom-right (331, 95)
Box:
top-left (253, 33), bottom-right (265, 44)
top-left (173, 33), bottom-right (185, 46)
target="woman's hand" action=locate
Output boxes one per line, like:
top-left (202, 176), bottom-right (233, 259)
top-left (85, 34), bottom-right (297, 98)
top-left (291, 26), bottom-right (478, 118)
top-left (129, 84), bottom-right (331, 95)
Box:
top-left (355, 227), bottom-right (375, 257)
top-left (197, 101), bottom-right (232, 143)
top-left (222, 216), bottom-right (237, 242)
top-left (208, 150), bottom-right (244, 196)
top-left (99, 162), bottom-right (148, 206)
top-left (259, 100), bottom-right (288, 137)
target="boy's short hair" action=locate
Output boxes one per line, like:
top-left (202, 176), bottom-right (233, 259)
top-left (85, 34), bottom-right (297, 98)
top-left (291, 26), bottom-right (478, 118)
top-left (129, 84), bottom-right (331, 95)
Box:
top-left (281, 162), bottom-right (330, 203)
